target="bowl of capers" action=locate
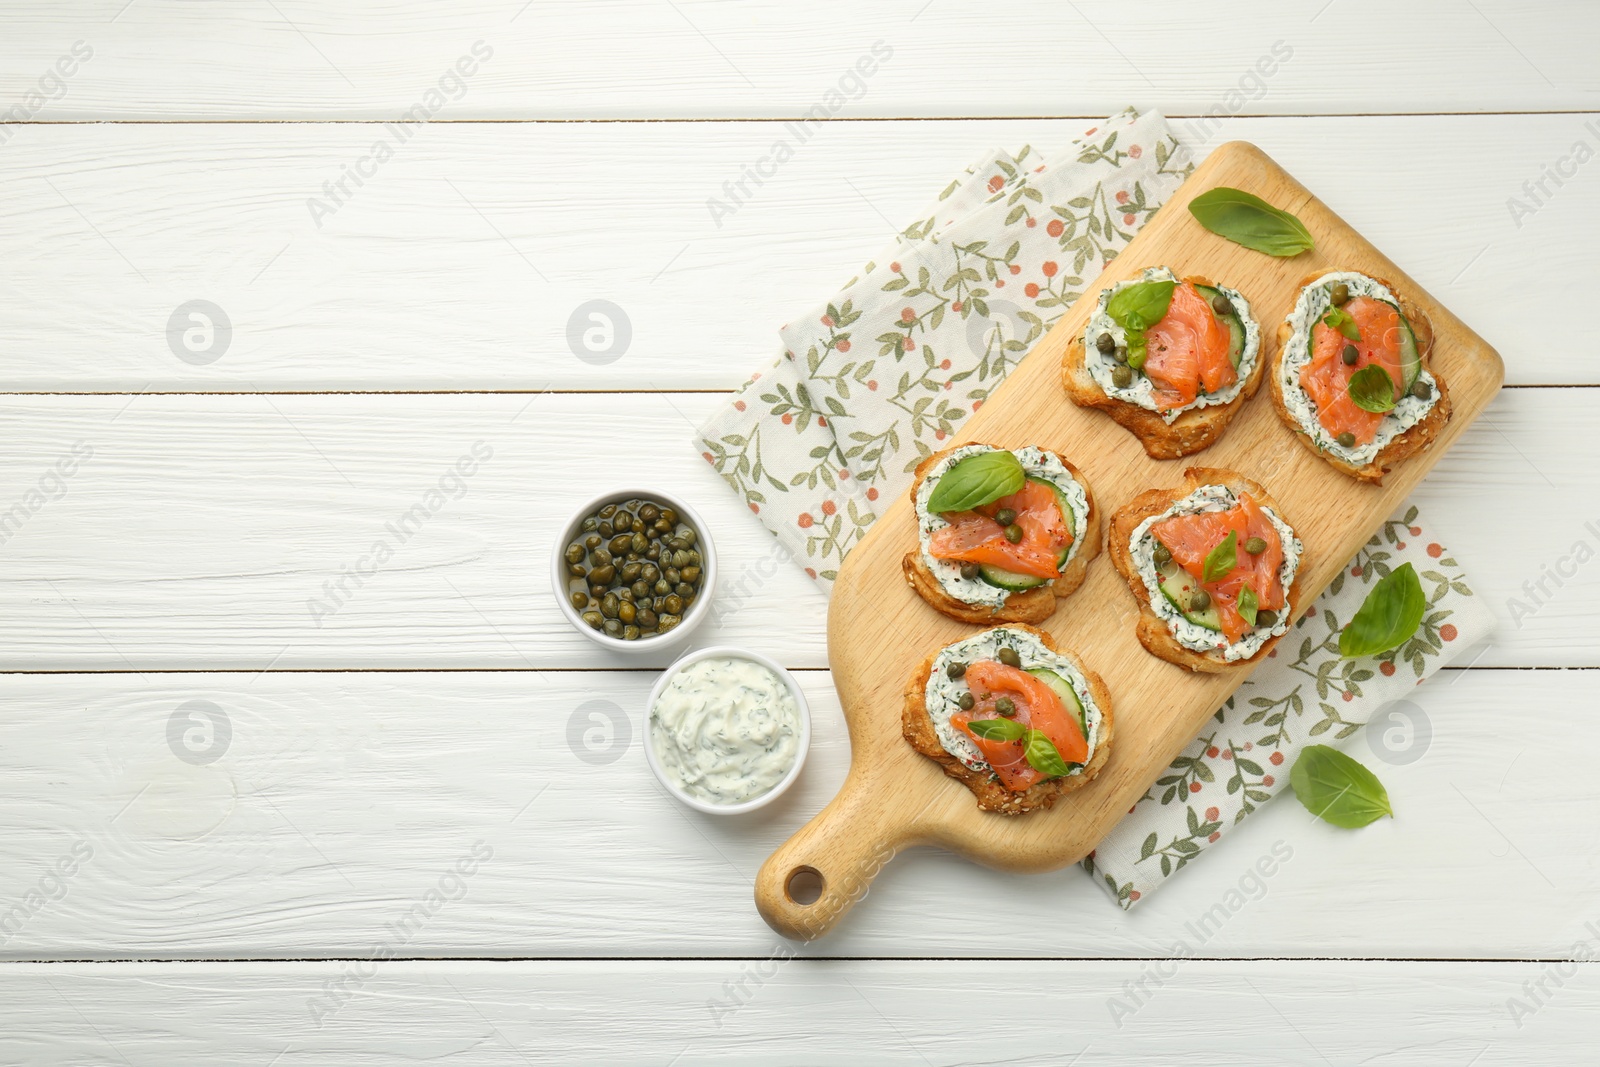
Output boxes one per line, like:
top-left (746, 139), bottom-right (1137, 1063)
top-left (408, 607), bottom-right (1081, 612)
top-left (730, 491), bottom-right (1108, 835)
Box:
top-left (552, 488), bottom-right (716, 652)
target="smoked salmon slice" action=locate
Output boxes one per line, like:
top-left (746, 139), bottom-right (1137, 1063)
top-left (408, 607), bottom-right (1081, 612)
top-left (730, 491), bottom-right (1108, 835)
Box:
top-left (928, 479), bottom-right (1071, 580)
top-left (1143, 281), bottom-right (1237, 412)
top-left (1299, 296), bottom-right (1404, 446)
top-left (952, 660), bottom-right (1087, 791)
top-left (1151, 493), bottom-right (1285, 642)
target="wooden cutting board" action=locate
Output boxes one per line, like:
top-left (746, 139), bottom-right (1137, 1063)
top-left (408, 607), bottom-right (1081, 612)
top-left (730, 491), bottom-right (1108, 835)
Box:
top-left (753, 141), bottom-right (1504, 940)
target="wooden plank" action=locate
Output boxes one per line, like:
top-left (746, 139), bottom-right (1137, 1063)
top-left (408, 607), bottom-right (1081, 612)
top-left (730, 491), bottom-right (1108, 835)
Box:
top-left (0, 114), bottom-right (1589, 391)
top-left (1, 1), bottom-right (1594, 119)
top-left (2, 959), bottom-right (1595, 1063)
top-left (0, 389), bottom-right (1587, 671)
top-left (0, 669), bottom-right (1592, 960)
top-left (757, 141), bottom-right (1504, 937)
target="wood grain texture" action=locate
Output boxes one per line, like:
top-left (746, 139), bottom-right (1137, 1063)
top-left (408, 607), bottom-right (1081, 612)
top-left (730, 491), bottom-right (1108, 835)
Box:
top-left (1, 668), bottom-right (1594, 960)
top-left (4, 959), bottom-right (1596, 1065)
top-left (0, 389), bottom-right (1589, 671)
top-left (1, 1), bottom-right (1594, 118)
top-left (756, 143), bottom-right (1503, 938)
top-left (0, 114), bottom-right (1591, 391)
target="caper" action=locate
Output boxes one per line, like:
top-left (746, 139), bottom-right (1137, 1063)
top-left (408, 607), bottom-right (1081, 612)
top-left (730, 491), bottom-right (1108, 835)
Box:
top-left (1341, 344), bottom-right (1359, 366)
top-left (589, 547), bottom-right (613, 568)
top-left (959, 562), bottom-right (979, 580)
top-left (667, 537), bottom-right (686, 552)
top-left (646, 543), bottom-right (661, 561)
top-left (947, 661), bottom-right (967, 680)
top-left (1113, 346), bottom-right (1128, 364)
top-left (660, 508), bottom-right (678, 525)
top-left (590, 564), bottom-right (616, 585)
top-left (958, 692), bottom-right (975, 711)
top-left (1188, 589), bottom-right (1211, 611)
top-left (620, 562), bottom-right (641, 582)
top-left (687, 550), bottom-right (702, 566)
top-left (617, 587), bottom-right (633, 603)
top-left (565, 543), bottom-right (585, 565)
top-left (1336, 431), bottom-right (1357, 448)
top-left (618, 602), bottom-right (636, 624)
top-left (608, 534), bottom-right (631, 554)
top-left (628, 532), bottom-right (645, 554)
top-left (640, 563), bottom-right (659, 583)
top-left (665, 568), bottom-right (681, 585)
top-left (663, 594), bottom-right (683, 615)
top-left (636, 607), bottom-right (658, 630)
top-left (612, 508), bottom-right (632, 528)
top-left (653, 518), bottom-right (673, 535)
top-left (600, 593), bottom-right (619, 619)
top-left (1256, 609), bottom-right (1278, 629)
top-left (994, 508), bottom-right (1017, 527)
top-left (655, 579), bottom-right (671, 596)
top-left (1330, 283), bottom-right (1350, 306)
top-left (581, 516), bottom-right (599, 533)
top-left (603, 618), bottom-right (622, 636)
top-left (597, 520), bottom-right (613, 539)
top-left (631, 580), bottom-right (651, 599)
top-left (1244, 537), bottom-right (1267, 555)
top-left (681, 565), bottom-right (701, 584)
top-left (674, 550), bottom-right (692, 568)
top-left (1111, 365), bottom-right (1134, 389)
top-left (584, 533), bottom-right (602, 550)
top-left (997, 647), bottom-right (1021, 668)
top-left (1003, 524), bottom-right (1024, 544)
top-left (1096, 332), bottom-right (1115, 354)
top-left (1152, 542), bottom-right (1172, 566)
top-left (676, 582), bottom-right (694, 599)
top-left (568, 563), bottom-right (586, 579)
top-left (581, 610), bottom-right (603, 630)
top-left (639, 504), bottom-right (659, 523)
top-left (995, 697), bottom-right (1017, 717)
top-left (1211, 293), bottom-right (1233, 317)
top-left (570, 591), bottom-right (589, 610)
top-left (658, 614), bottom-right (681, 633)
top-left (677, 525), bottom-right (693, 545)
top-left (599, 503), bottom-right (617, 519)
top-left (623, 624), bottom-right (641, 641)
top-left (1411, 379), bottom-right (1432, 400)
top-left (631, 517), bottom-right (645, 535)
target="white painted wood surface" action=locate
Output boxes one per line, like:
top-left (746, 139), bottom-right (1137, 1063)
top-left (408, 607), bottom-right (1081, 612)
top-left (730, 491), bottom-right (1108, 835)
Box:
top-left (0, 115), bottom-right (1593, 391)
top-left (3, 1), bottom-right (1598, 1061)
top-left (4, 960), bottom-right (1596, 1065)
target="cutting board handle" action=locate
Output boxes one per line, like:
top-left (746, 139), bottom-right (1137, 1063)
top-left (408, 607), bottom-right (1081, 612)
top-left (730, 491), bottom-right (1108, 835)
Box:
top-left (754, 769), bottom-right (924, 941)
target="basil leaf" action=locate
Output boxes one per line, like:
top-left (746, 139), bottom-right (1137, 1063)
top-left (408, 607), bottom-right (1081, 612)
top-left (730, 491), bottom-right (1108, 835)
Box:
top-left (1347, 364), bottom-right (1397, 414)
top-left (1187, 187), bottom-right (1315, 257)
top-left (1290, 744), bottom-right (1393, 828)
top-left (1237, 582), bottom-right (1259, 627)
top-left (1202, 530), bottom-right (1237, 584)
top-left (1107, 281), bottom-right (1174, 334)
top-left (1322, 306), bottom-right (1361, 342)
top-left (965, 717), bottom-right (1027, 742)
top-left (1339, 562), bottom-right (1426, 657)
top-left (926, 450), bottom-right (1025, 514)
top-left (1024, 729), bottom-right (1072, 778)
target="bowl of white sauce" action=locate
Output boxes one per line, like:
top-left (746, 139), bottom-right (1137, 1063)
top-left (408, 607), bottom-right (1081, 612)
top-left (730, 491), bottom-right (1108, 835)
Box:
top-left (645, 646), bottom-right (811, 815)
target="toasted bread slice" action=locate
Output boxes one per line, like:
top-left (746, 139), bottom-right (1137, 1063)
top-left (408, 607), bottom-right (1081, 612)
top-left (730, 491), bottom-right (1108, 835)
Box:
top-left (901, 623), bottom-right (1114, 815)
top-left (1062, 274), bottom-right (1264, 459)
top-left (902, 445), bottom-right (1101, 625)
top-left (1108, 467), bottom-right (1308, 673)
top-left (1269, 271), bottom-right (1452, 485)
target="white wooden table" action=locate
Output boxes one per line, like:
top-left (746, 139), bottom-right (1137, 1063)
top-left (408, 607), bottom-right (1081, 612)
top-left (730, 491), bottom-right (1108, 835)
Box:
top-left (1, 3), bottom-right (1596, 1062)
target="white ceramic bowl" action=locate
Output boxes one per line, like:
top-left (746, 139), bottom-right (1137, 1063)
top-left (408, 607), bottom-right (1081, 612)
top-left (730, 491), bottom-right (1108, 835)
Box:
top-left (643, 645), bottom-right (811, 815)
top-left (552, 487), bottom-right (717, 654)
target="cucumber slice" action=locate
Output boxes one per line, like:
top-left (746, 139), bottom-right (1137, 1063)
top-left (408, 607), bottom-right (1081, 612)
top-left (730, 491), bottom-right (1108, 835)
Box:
top-left (1024, 668), bottom-right (1089, 743)
top-left (1194, 284), bottom-right (1246, 370)
top-left (978, 564), bottom-right (1046, 591)
top-left (1396, 308), bottom-right (1422, 390)
top-left (1157, 562), bottom-right (1222, 632)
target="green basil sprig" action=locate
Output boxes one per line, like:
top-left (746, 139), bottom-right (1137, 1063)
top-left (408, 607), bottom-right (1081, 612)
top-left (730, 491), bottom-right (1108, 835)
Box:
top-left (1322, 305), bottom-right (1361, 341)
top-left (1339, 562), bottom-right (1426, 657)
top-left (1024, 729), bottom-right (1072, 778)
top-left (927, 450), bottom-right (1025, 514)
top-left (1347, 364), bottom-right (1397, 414)
top-left (1290, 744), bottom-right (1393, 828)
top-left (965, 717), bottom-right (1027, 742)
top-left (1187, 187), bottom-right (1314, 257)
top-left (1202, 529), bottom-right (1237, 583)
top-left (1237, 582), bottom-right (1259, 627)
top-left (1105, 280), bottom-right (1174, 370)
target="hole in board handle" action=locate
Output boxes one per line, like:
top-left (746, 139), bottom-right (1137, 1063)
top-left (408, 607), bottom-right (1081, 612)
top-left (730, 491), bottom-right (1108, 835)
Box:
top-left (785, 866), bottom-right (824, 906)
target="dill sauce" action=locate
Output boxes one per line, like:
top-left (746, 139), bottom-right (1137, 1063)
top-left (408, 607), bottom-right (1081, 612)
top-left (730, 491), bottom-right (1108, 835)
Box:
top-left (650, 655), bottom-right (800, 805)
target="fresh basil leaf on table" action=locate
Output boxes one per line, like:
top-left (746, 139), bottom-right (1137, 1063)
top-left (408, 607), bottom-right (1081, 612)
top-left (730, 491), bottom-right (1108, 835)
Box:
top-left (1291, 744), bottom-right (1393, 828)
top-left (1339, 561), bottom-right (1426, 656)
top-left (1187, 186), bottom-right (1315, 256)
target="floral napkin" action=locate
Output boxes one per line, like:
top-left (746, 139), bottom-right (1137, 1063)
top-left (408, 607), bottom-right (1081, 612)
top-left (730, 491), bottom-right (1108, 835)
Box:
top-left (693, 110), bottom-right (1494, 907)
